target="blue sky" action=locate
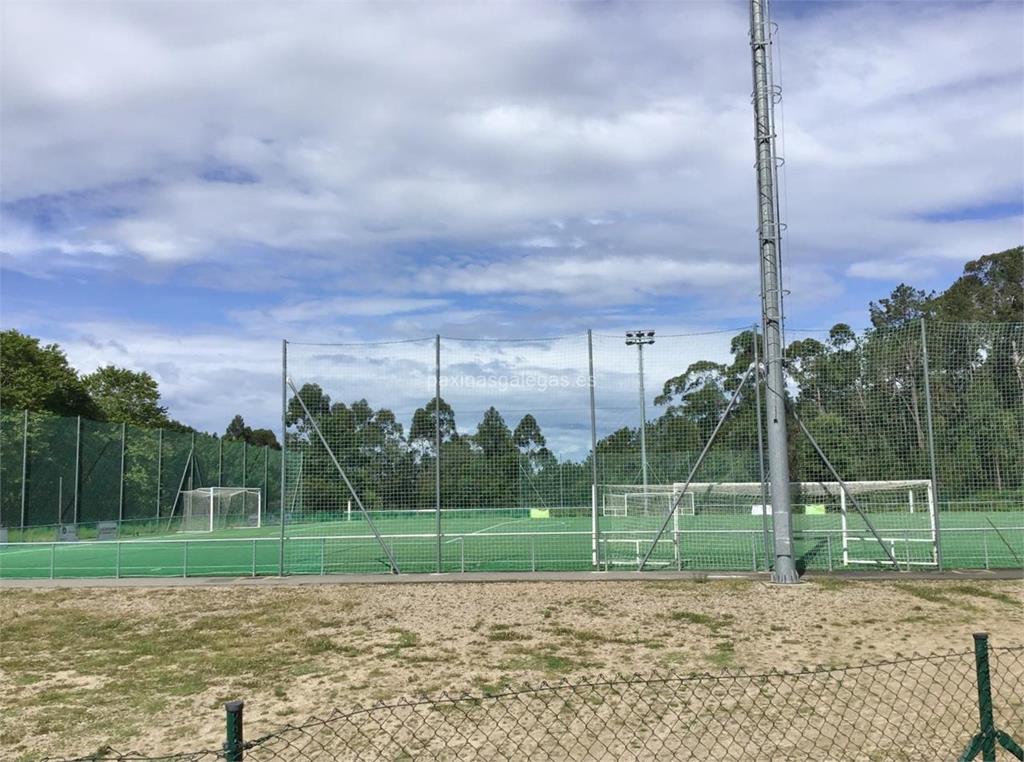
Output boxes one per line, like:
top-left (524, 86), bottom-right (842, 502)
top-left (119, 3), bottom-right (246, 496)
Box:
top-left (1, 0), bottom-right (1022, 439)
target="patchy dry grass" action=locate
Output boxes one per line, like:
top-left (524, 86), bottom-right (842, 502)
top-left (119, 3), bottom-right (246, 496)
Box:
top-left (0, 578), bottom-right (1021, 759)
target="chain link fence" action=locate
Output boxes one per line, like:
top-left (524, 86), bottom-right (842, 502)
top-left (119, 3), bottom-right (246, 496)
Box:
top-left (51, 635), bottom-right (1024, 761)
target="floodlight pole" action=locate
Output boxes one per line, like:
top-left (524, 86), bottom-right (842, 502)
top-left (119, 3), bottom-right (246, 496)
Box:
top-left (626, 331), bottom-right (655, 514)
top-left (750, 0), bottom-right (798, 583)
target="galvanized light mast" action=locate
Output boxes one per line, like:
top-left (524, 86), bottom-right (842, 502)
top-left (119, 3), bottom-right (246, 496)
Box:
top-left (750, 0), bottom-right (799, 583)
top-left (626, 330), bottom-right (655, 514)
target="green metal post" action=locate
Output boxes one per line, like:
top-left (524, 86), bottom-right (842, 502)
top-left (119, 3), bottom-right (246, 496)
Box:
top-left (959, 632), bottom-right (1024, 761)
top-left (20, 409), bottom-right (29, 529)
top-left (224, 700), bottom-right (244, 761)
top-left (974, 633), bottom-right (997, 761)
top-left (73, 415), bottom-right (81, 524)
top-left (156, 429), bottom-right (163, 518)
top-left (118, 422), bottom-right (126, 523)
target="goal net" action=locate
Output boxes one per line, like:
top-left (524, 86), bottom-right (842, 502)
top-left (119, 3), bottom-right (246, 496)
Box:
top-left (601, 485), bottom-right (695, 518)
top-left (180, 487), bottom-right (262, 533)
top-left (675, 480), bottom-right (934, 517)
top-left (676, 479), bottom-right (937, 567)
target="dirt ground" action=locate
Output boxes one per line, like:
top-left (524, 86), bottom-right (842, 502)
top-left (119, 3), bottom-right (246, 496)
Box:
top-left (1, 577), bottom-right (1022, 760)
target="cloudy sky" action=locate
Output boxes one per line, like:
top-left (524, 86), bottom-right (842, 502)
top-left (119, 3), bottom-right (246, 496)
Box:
top-left (1, 0), bottom-right (1022, 441)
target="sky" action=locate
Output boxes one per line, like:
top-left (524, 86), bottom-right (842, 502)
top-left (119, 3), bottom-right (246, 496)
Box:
top-left (1, 0), bottom-right (1022, 448)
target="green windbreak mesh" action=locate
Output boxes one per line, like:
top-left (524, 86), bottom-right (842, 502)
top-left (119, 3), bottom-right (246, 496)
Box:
top-left (0, 412), bottom-right (281, 534)
top-left (193, 435), bottom-right (221, 489)
top-left (0, 411), bottom-right (24, 527)
top-left (79, 419), bottom-right (123, 523)
top-left (266, 448), bottom-right (282, 517)
top-left (159, 430), bottom-right (192, 519)
top-left (221, 440), bottom-right (245, 488)
top-left (123, 425), bottom-right (160, 521)
top-left (25, 414), bottom-right (77, 526)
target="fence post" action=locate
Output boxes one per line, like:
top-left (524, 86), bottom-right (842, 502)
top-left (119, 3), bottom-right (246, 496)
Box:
top-left (919, 318), bottom-right (943, 571)
top-left (73, 415), bottom-right (82, 524)
top-left (587, 330), bottom-right (600, 568)
top-left (224, 700), bottom-right (245, 761)
top-left (118, 422), bottom-right (126, 523)
top-left (156, 428), bottom-right (163, 518)
top-left (435, 334), bottom-right (442, 574)
top-left (219, 436), bottom-right (224, 487)
top-left (752, 325), bottom-right (772, 571)
top-left (279, 339), bottom-right (288, 577)
top-left (20, 410), bottom-right (28, 529)
top-left (959, 632), bottom-right (1024, 761)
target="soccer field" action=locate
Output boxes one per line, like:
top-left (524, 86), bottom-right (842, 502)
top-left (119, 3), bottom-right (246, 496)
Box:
top-left (1, 507), bottom-right (1021, 579)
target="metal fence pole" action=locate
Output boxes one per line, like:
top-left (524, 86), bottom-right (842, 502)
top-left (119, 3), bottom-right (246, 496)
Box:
top-left (118, 422), bottom-right (126, 523)
top-left (218, 436), bottom-right (224, 487)
top-left (752, 326), bottom-right (771, 571)
top-left (919, 318), bottom-right (944, 571)
top-left (224, 700), bottom-right (245, 762)
top-left (20, 410), bottom-right (28, 529)
top-left (73, 415), bottom-right (81, 524)
top-left (279, 339), bottom-right (288, 577)
top-left (156, 428), bottom-right (163, 519)
top-left (189, 432), bottom-right (196, 492)
top-left (587, 330), bottom-right (600, 568)
top-left (242, 441), bottom-right (247, 489)
top-left (435, 334), bottom-right (442, 573)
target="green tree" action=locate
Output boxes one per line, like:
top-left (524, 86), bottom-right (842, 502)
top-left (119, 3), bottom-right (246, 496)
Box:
top-left (82, 365), bottom-right (169, 426)
top-left (934, 246), bottom-right (1023, 322)
top-left (474, 407), bottom-right (515, 459)
top-left (225, 414), bottom-right (279, 449)
top-left (0, 330), bottom-right (97, 417)
top-left (868, 284), bottom-right (935, 329)
top-left (409, 397), bottom-right (457, 449)
top-left (225, 414), bottom-right (250, 442)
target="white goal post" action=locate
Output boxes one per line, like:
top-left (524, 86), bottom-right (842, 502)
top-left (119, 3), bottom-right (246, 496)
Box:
top-left (675, 479), bottom-right (937, 567)
top-left (601, 485), bottom-right (695, 518)
top-left (180, 487), bottom-right (262, 533)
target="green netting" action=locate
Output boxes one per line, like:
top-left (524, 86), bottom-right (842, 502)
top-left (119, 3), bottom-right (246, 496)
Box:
top-left (79, 419), bottom-right (123, 523)
top-left (158, 430), bottom-right (193, 519)
top-left (24, 414), bottom-right (78, 527)
top-left (123, 425), bottom-right (160, 522)
top-left (1, 320), bottom-right (1019, 578)
top-left (221, 439), bottom-right (245, 488)
top-left (192, 435), bottom-right (221, 491)
top-left (0, 413), bottom-right (280, 536)
top-left (0, 410), bottom-right (25, 528)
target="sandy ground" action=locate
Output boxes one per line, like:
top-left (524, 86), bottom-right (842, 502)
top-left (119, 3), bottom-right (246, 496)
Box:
top-left (1, 577), bottom-right (1022, 760)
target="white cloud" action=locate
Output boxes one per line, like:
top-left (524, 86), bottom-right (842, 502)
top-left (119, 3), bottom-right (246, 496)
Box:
top-left (846, 261), bottom-right (933, 281)
top-left (1, 0), bottom-right (1021, 434)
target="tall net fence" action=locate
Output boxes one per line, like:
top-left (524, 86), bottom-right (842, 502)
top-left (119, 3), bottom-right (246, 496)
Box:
top-left (53, 638), bottom-right (1024, 761)
top-left (0, 411), bottom-right (282, 542)
top-left (280, 320), bottom-right (1021, 577)
top-left (1, 319), bottom-right (1020, 578)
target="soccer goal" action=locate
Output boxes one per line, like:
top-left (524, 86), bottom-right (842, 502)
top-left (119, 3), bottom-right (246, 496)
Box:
top-left (675, 479), bottom-right (937, 566)
top-left (180, 487), bottom-right (262, 533)
top-left (601, 485), bottom-right (695, 518)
